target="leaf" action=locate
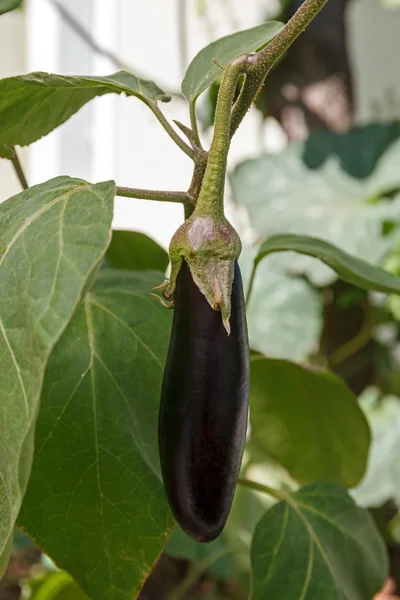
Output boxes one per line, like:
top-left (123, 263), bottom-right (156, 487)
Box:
top-left (0, 177), bottom-right (115, 577)
top-left (250, 358), bottom-right (371, 487)
top-left (251, 481), bottom-right (388, 600)
top-left (255, 234), bottom-right (400, 295)
top-left (240, 248), bottom-right (322, 361)
top-left (0, 144), bottom-right (14, 159)
top-left (0, 71), bottom-right (170, 148)
top-left (105, 230), bottom-right (168, 272)
top-left (182, 21), bottom-right (284, 102)
top-left (230, 123), bottom-right (400, 285)
top-left (19, 269), bottom-right (174, 600)
top-left (351, 388), bottom-right (400, 508)
top-left (0, 0), bottom-right (21, 15)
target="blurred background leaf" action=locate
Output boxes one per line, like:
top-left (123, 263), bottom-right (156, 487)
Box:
top-left (27, 572), bottom-right (90, 600)
top-left (231, 124), bottom-right (400, 285)
top-left (240, 247), bottom-right (322, 360)
top-left (352, 388), bottom-right (400, 508)
top-left (0, 0), bottom-right (22, 15)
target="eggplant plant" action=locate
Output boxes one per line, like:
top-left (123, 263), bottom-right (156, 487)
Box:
top-left (0, 0), bottom-right (399, 598)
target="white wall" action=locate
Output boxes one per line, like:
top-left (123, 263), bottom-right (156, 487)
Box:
top-left (349, 0), bottom-right (400, 122)
top-left (0, 9), bottom-right (27, 201)
top-left (2, 0), bottom-right (400, 237)
top-left (112, 0), bottom-right (281, 249)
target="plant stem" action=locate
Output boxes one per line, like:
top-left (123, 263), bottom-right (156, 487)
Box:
top-left (184, 203), bottom-right (195, 219)
top-left (188, 148), bottom-right (208, 202)
top-left (328, 300), bottom-right (373, 368)
top-left (150, 104), bottom-right (196, 160)
top-left (245, 263), bottom-right (257, 306)
top-left (189, 100), bottom-right (202, 149)
top-left (237, 477), bottom-right (286, 501)
top-left (10, 147), bottom-right (28, 190)
top-left (195, 54), bottom-right (247, 218)
top-left (230, 0), bottom-right (328, 135)
top-left (116, 186), bottom-right (192, 204)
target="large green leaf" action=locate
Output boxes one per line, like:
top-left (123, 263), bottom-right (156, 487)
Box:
top-left (250, 358), bottom-right (370, 487)
top-left (0, 0), bottom-right (21, 15)
top-left (251, 481), bottom-right (388, 600)
top-left (182, 21), bottom-right (283, 102)
top-left (19, 270), bottom-right (174, 600)
top-left (105, 230), bottom-right (168, 272)
top-left (231, 123), bottom-right (400, 285)
top-left (352, 388), bottom-right (400, 508)
top-left (0, 177), bottom-right (115, 577)
top-left (0, 71), bottom-right (170, 154)
top-left (255, 234), bottom-right (400, 295)
top-left (240, 247), bottom-right (322, 360)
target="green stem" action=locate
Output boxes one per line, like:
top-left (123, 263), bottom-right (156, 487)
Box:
top-left (116, 186), bottom-right (192, 204)
top-left (195, 54), bottom-right (247, 218)
top-left (231, 0), bottom-right (328, 135)
top-left (245, 262), bottom-right (257, 306)
top-left (237, 477), bottom-right (286, 501)
top-left (184, 203), bottom-right (195, 219)
top-left (328, 300), bottom-right (373, 368)
top-left (150, 103), bottom-right (196, 160)
top-left (188, 148), bottom-right (208, 202)
top-left (10, 147), bottom-right (28, 190)
top-left (189, 100), bottom-right (202, 149)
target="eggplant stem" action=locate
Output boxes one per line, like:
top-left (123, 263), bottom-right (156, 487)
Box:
top-left (237, 477), bottom-right (287, 501)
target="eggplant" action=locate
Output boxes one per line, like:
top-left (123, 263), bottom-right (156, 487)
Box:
top-left (158, 259), bottom-right (250, 542)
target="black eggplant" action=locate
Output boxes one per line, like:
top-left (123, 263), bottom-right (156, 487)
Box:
top-left (158, 259), bottom-right (250, 542)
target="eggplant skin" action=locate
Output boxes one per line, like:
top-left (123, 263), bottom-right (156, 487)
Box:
top-left (158, 260), bottom-right (250, 542)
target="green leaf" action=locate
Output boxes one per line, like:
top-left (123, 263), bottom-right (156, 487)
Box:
top-left (251, 481), bottom-right (388, 600)
top-left (105, 230), bottom-right (168, 272)
top-left (28, 572), bottom-right (90, 600)
top-left (231, 123), bottom-right (400, 285)
top-left (255, 234), bottom-right (400, 295)
top-left (0, 71), bottom-right (170, 148)
top-left (0, 176), bottom-right (115, 577)
top-left (0, 144), bottom-right (14, 159)
top-left (240, 248), bottom-right (322, 361)
top-left (352, 388), bottom-right (400, 508)
top-left (250, 358), bottom-right (370, 487)
top-left (182, 21), bottom-right (283, 102)
top-left (0, 0), bottom-right (21, 15)
top-left (19, 269), bottom-right (174, 600)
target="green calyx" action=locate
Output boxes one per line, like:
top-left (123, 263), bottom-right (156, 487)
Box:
top-left (165, 213), bottom-right (241, 334)
top-left (156, 54), bottom-right (248, 334)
